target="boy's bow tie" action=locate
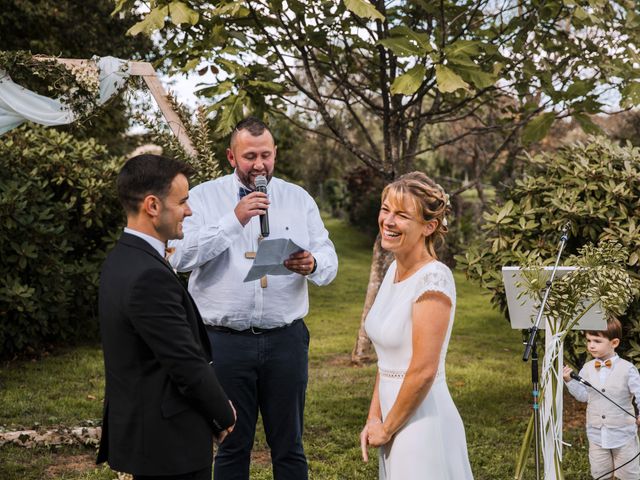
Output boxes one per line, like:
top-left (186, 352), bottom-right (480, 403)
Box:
top-left (595, 359), bottom-right (612, 369)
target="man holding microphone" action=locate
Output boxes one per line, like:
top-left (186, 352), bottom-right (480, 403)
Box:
top-left (170, 116), bottom-right (338, 480)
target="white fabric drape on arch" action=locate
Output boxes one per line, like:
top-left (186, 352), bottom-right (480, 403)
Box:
top-left (0, 56), bottom-right (130, 135)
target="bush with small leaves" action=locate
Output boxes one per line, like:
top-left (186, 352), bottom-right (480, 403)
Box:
top-left (0, 126), bottom-right (124, 357)
top-left (457, 136), bottom-right (640, 366)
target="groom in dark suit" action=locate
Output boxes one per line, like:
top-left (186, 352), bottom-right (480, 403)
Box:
top-left (97, 154), bottom-right (235, 480)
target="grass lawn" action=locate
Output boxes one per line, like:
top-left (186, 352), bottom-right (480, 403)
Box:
top-left (0, 217), bottom-right (592, 479)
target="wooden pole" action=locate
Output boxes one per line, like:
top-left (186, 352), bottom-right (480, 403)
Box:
top-left (46, 57), bottom-right (197, 157)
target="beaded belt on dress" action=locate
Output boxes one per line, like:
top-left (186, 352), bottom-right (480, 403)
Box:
top-left (378, 367), bottom-right (445, 380)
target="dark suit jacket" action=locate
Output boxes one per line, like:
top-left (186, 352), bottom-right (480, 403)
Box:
top-left (97, 233), bottom-right (234, 476)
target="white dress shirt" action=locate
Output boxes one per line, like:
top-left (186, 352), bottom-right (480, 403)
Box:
top-left (566, 355), bottom-right (640, 448)
top-left (169, 174), bottom-right (338, 330)
top-left (124, 227), bottom-right (166, 258)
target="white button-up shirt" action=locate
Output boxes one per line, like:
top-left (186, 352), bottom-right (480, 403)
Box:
top-left (169, 174), bottom-right (338, 330)
top-left (124, 227), bottom-right (166, 257)
top-left (566, 355), bottom-right (640, 448)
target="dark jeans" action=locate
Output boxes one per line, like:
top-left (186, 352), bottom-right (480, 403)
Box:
top-left (208, 320), bottom-right (309, 480)
top-left (133, 465), bottom-right (211, 480)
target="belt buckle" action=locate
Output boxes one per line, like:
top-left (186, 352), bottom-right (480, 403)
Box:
top-left (250, 325), bottom-right (264, 335)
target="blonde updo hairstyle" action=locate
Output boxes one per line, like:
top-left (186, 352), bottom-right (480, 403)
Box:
top-left (381, 171), bottom-right (450, 259)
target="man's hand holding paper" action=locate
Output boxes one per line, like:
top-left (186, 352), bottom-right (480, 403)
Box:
top-left (243, 238), bottom-right (314, 282)
top-left (284, 250), bottom-right (315, 276)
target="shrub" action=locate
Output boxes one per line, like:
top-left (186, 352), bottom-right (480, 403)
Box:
top-left (343, 166), bottom-right (386, 241)
top-left (0, 126), bottom-right (124, 357)
top-left (457, 137), bottom-right (640, 366)
top-left (323, 178), bottom-right (348, 218)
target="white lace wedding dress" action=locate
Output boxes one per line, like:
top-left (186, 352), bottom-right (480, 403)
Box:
top-left (365, 260), bottom-right (473, 479)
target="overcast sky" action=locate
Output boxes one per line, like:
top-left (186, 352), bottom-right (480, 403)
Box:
top-left (159, 70), bottom-right (217, 108)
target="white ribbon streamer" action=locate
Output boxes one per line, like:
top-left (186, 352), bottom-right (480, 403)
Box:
top-left (540, 328), bottom-right (566, 478)
top-left (0, 56), bottom-right (130, 135)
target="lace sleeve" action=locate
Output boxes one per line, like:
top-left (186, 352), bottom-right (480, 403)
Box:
top-left (412, 264), bottom-right (455, 305)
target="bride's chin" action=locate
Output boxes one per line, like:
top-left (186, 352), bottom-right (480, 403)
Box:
top-left (380, 240), bottom-right (396, 252)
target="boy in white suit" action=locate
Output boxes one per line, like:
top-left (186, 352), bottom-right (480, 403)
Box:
top-left (563, 318), bottom-right (640, 480)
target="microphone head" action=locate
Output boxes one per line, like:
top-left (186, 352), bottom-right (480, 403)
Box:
top-left (255, 175), bottom-right (268, 189)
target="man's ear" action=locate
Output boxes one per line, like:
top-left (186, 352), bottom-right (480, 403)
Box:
top-left (226, 148), bottom-right (236, 169)
top-left (142, 194), bottom-right (161, 218)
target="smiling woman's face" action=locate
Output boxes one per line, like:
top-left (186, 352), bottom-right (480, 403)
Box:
top-left (378, 190), bottom-right (429, 255)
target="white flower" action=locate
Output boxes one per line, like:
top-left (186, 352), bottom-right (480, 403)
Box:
top-left (435, 183), bottom-right (451, 207)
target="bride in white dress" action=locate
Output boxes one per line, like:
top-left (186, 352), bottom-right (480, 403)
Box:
top-left (360, 172), bottom-right (473, 480)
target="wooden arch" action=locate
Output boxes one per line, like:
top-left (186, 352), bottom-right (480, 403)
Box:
top-left (50, 58), bottom-right (196, 156)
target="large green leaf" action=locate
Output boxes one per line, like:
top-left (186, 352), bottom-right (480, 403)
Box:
top-left (626, 10), bottom-right (640, 29)
top-left (247, 80), bottom-right (285, 93)
top-left (169, 1), bottom-right (199, 26)
top-left (127, 6), bottom-right (168, 36)
top-left (214, 91), bottom-right (248, 136)
top-left (572, 97), bottom-right (604, 114)
top-left (573, 6), bottom-right (588, 20)
top-left (388, 26), bottom-right (432, 51)
top-left (451, 64), bottom-right (496, 89)
top-left (444, 40), bottom-right (482, 58)
top-left (228, 30), bottom-right (249, 45)
top-left (196, 80), bottom-right (234, 98)
top-left (435, 65), bottom-right (469, 93)
top-left (217, 58), bottom-right (249, 76)
top-left (343, 0), bottom-right (385, 21)
top-left (112, 0), bottom-right (129, 15)
top-left (211, 2), bottom-right (250, 17)
top-left (522, 112), bottom-right (556, 144)
top-left (565, 79), bottom-right (595, 99)
top-left (390, 65), bottom-right (426, 95)
top-left (573, 113), bottom-right (603, 135)
top-left (378, 37), bottom-right (427, 57)
top-left (181, 58), bottom-right (200, 73)
top-left (621, 82), bottom-right (640, 108)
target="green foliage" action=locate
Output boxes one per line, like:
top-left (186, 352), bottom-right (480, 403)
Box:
top-left (322, 178), bottom-right (348, 218)
top-left (521, 112), bottom-right (557, 145)
top-left (0, 0), bottom-right (153, 60)
top-left (115, 0), bottom-right (640, 183)
top-left (0, 50), bottom-right (101, 118)
top-left (343, 166), bottom-right (386, 241)
top-left (519, 241), bottom-right (635, 328)
top-left (137, 96), bottom-right (223, 186)
top-left (457, 137), bottom-right (640, 365)
top-left (0, 0), bottom-right (157, 154)
top-left (344, 0), bottom-right (385, 21)
top-left (0, 126), bottom-right (124, 357)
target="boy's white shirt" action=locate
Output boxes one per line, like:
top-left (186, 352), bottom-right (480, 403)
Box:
top-left (565, 354), bottom-right (640, 448)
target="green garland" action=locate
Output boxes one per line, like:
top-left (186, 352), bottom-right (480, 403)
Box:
top-left (0, 50), bottom-right (100, 118)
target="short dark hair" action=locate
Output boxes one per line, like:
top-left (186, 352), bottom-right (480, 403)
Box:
top-left (117, 154), bottom-right (195, 214)
top-left (586, 317), bottom-right (623, 341)
top-left (230, 116), bottom-right (272, 147)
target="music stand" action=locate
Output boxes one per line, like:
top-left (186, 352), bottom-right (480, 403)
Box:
top-left (503, 266), bottom-right (606, 480)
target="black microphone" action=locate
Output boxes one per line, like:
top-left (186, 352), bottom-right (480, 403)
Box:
top-left (569, 371), bottom-right (636, 418)
top-left (255, 175), bottom-right (269, 238)
top-left (560, 221), bottom-right (571, 242)
top-left (569, 371), bottom-right (592, 387)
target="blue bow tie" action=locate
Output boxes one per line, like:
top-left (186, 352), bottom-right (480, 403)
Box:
top-left (239, 186), bottom-right (252, 198)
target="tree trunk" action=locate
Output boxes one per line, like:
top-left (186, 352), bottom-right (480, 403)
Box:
top-left (351, 234), bottom-right (394, 364)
